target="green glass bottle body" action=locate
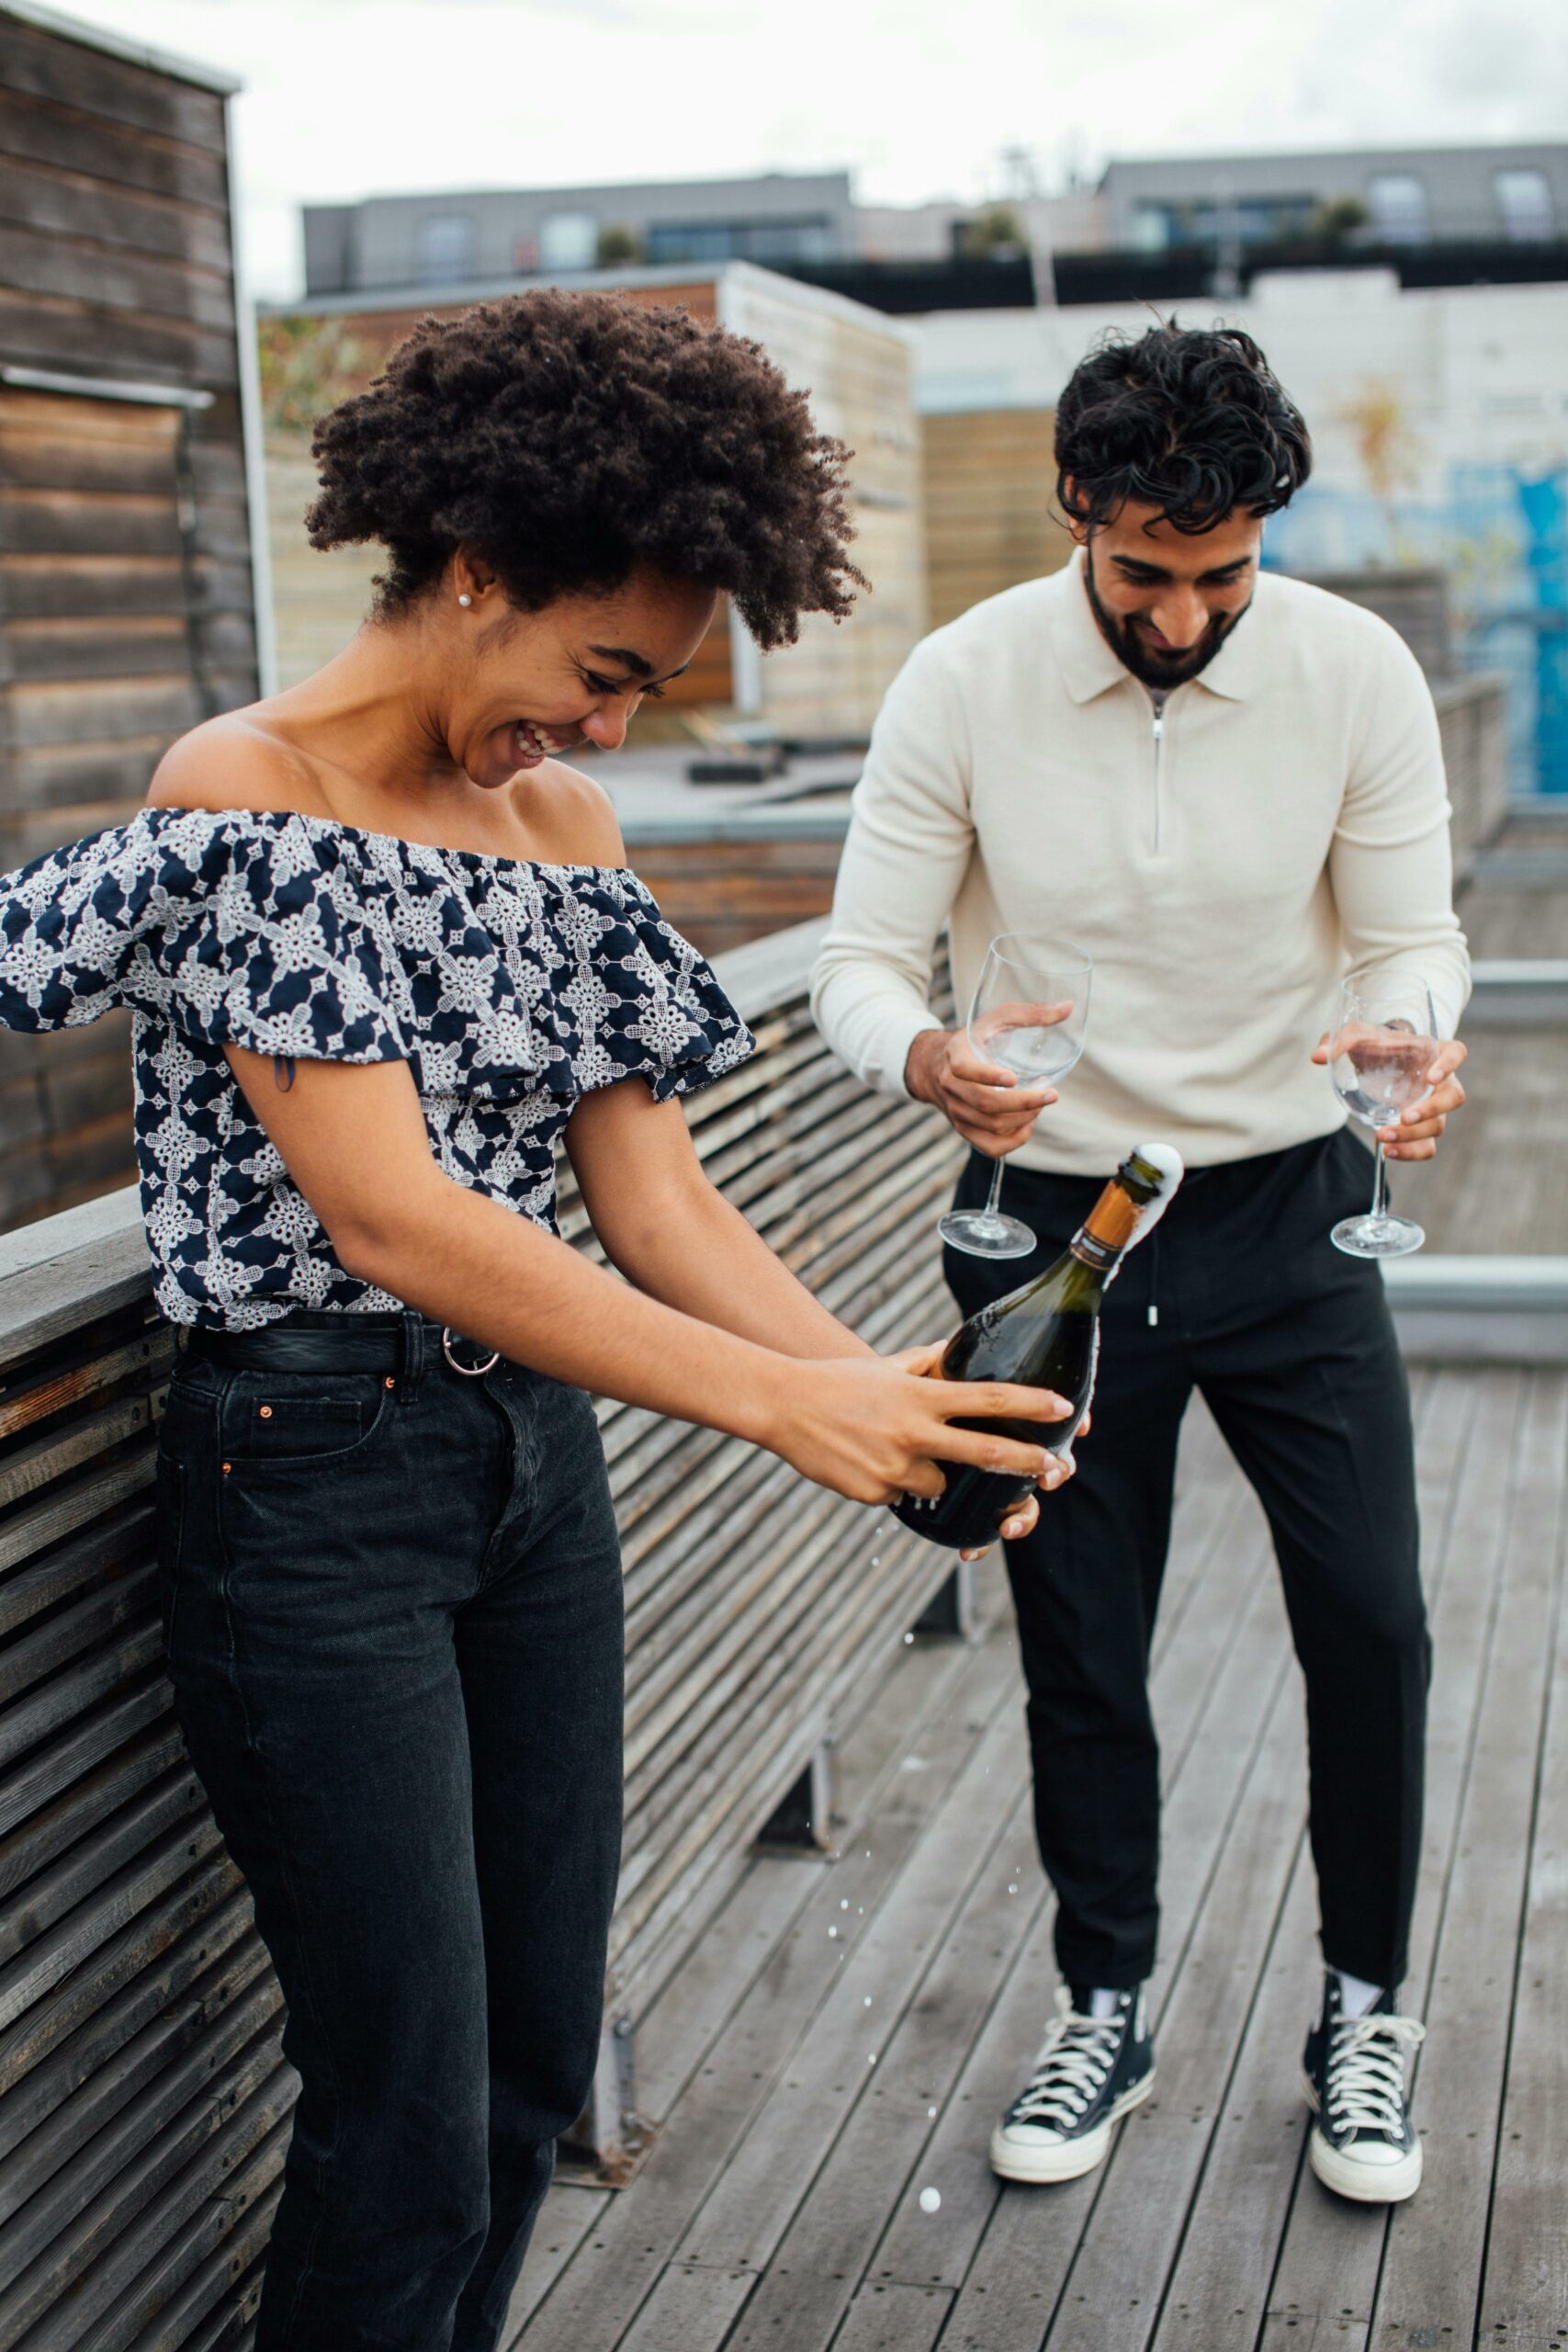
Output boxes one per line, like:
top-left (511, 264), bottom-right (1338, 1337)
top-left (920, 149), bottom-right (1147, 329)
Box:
top-left (893, 1147), bottom-right (1176, 1553)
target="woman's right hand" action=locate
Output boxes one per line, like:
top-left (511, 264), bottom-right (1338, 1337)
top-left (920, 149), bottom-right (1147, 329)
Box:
top-left (763, 1343), bottom-right (1076, 1510)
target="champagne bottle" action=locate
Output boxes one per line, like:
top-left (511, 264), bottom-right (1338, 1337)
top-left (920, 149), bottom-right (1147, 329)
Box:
top-left (894, 1143), bottom-right (1184, 1553)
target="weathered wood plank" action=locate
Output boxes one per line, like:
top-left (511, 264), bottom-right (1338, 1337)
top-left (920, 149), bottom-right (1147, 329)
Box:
top-left (1259, 1369), bottom-right (1523, 2345)
top-left (716, 1782), bottom-right (1042, 2351)
top-left (670, 1703), bottom-right (1036, 2282)
top-left (1148, 1372), bottom-right (1479, 2352)
top-left (517, 1638), bottom-right (1019, 2347)
top-left (0, 285), bottom-right (238, 389)
top-left (0, 90), bottom-right (229, 209)
top-left (608, 2262), bottom-right (755, 2352)
top-left (0, 157), bottom-right (231, 271)
top-left (0, 20), bottom-right (228, 151)
top-left (0, 1703), bottom-right (174, 1904)
top-left (630, 1590), bottom-right (1008, 2123)
top-left (829, 2280), bottom-right (952, 2352)
top-left (500, 2183), bottom-right (613, 2348)
top-left (907, 1515), bottom-right (1287, 2346)
top-left (1476, 1374), bottom-right (1568, 2340)
top-left (0, 220), bottom-right (236, 334)
top-left (1381, 1370), bottom-right (1568, 2346)
top-left (864, 1414), bottom-right (1262, 2303)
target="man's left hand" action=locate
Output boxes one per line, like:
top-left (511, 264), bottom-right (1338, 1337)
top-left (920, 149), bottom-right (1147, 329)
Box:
top-left (1310, 1035), bottom-right (1469, 1161)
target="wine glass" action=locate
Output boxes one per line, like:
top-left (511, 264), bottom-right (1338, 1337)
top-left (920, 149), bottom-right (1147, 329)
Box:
top-left (1326, 968), bottom-right (1438, 1259)
top-left (939, 935), bottom-right (1091, 1260)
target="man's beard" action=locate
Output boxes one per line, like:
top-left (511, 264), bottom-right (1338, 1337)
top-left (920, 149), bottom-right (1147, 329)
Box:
top-left (1082, 545), bottom-right (1251, 690)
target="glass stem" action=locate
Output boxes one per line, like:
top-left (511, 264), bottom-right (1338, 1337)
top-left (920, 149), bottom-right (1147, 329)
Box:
top-left (1371, 1139), bottom-right (1391, 1226)
top-left (982, 1154), bottom-right (1007, 1227)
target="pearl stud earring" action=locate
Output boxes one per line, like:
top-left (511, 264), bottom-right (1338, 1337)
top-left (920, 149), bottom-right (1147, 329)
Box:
top-left (457, 593), bottom-right (472, 606)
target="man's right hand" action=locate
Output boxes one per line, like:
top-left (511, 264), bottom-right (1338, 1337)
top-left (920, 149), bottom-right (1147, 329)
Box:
top-left (904, 1027), bottom-right (1058, 1158)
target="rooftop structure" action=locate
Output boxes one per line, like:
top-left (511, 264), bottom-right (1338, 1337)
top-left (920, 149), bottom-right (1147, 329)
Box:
top-left (303, 170), bottom-right (860, 299)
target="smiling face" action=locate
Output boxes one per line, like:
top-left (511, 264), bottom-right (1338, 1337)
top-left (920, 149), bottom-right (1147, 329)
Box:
top-left (434, 554), bottom-right (718, 790)
top-left (1066, 495), bottom-right (1262, 691)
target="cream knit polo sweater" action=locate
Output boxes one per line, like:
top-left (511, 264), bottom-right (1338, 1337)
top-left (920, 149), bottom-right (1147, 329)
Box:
top-left (809, 552), bottom-right (1472, 1179)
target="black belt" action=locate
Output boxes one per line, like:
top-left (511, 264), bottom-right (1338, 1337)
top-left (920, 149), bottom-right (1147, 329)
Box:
top-left (181, 1312), bottom-right (501, 1378)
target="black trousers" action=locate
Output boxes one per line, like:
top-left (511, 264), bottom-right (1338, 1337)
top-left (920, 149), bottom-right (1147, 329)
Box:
top-left (156, 1337), bottom-right (625, 2352)
top-left (944, 1127), bottom-right (1430, 1995)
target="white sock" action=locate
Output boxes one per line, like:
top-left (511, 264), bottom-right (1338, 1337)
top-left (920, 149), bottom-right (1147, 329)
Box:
top-left (1332, 1967), bottom-right (1383, 2018)
top-left (1084, 1987), bottom-right (1122, 2019)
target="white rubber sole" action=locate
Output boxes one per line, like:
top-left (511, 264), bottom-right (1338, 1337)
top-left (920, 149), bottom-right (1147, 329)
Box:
top-left (988, 2066), bottom-right (1155, 2185)
top-left (1301, 2069), bottom-right (1423, 2203)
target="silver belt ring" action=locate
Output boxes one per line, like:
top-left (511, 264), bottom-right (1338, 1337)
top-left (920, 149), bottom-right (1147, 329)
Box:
top-left (441, 1326), bottom-right (501, 1376)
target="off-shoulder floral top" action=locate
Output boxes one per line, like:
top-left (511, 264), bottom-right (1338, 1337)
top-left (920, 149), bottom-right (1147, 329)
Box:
top-left (0, 807), bottom-right (754, 1329)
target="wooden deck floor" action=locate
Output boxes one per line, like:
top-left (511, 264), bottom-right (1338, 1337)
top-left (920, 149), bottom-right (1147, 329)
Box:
top-left (507, 1366), bottom-right (1568, 2352)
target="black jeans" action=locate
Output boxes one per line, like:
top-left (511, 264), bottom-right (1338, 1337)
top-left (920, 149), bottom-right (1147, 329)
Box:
top-left (944, 1127), bottom-right (1430, 1995)
top-left (155, 1333), bottom-right (625, 2352)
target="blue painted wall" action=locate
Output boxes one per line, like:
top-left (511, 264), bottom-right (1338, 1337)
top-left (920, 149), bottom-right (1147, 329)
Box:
top-left (1263, 463), bottom-right (1568, 797)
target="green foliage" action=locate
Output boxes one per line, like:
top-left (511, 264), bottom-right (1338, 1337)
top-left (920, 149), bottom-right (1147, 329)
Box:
top-left (256, 315), bottom-right (377, 435)
top-left (1309, 194), bottom-right (1372, 246)
top-left (956, 204), bottom-right (1028, 258)
top-left (595, 223), bottom-right (644, 268)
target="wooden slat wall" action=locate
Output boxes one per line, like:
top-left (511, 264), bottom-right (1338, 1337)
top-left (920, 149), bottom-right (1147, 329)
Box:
top-left (920, 406), bottom-right (1074, 632)
top-left (1436, 672), bottom-right (1509, 885)
top-left (620, 831), bottom-right (845, 958)
top-left (720, 274), bottom-right (928, 739)
top-left (0, 919), bottom-right (963, 2346)
top-left (0, 9), bottom-right (261, 1237)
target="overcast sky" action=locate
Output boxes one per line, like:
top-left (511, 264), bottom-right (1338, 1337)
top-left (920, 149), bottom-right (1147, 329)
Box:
top-left (58, 0), bottom-right (1568, 300)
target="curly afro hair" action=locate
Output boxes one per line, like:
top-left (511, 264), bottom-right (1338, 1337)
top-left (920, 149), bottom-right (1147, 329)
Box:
top-left (306, 290), bottom-right (866, 648)
top-left (1055, 322), bottom-right (1311, 537)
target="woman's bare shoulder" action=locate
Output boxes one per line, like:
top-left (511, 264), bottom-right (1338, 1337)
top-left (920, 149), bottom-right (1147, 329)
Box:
top-left (518, 760), bottom-right (627, 868)
top-left (145, 712), bottom-right (329, 818)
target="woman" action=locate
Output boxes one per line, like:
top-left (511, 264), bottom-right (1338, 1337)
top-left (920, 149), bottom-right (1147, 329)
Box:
top-left (0, 293), bottom-right (1073, 2352)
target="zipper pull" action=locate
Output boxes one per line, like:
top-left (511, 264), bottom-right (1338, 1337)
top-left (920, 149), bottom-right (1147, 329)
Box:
top-left (1147, 1302), bottom-right (1160, 1328)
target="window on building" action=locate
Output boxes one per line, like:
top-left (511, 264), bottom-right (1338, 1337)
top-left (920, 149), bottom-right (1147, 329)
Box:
top-left (644, 216), bottom-right (833, 266)
top-left (1495, 168), bottom-right (1556, 243)
top-left (415, 214), bottom-right (476, 284)
top-left (1366, 174), bottom-right (1430, 245)
top-left (1127, 196), bottom-right (1315, 252)
top-left (538, 210), bottom-right (598, 271)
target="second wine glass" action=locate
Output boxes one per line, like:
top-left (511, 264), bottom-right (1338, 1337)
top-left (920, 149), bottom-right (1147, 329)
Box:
top-left (1325, 967), bottom-right (1438, 1259)
top-left (939, 935), bottom-right (1092, 1261)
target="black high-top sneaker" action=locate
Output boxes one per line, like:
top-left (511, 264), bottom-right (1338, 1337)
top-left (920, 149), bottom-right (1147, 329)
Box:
top-left (989, 1985), bottom-right (1155, 2185)
top-left (1303, 1973), bottom-right (1426, 2202)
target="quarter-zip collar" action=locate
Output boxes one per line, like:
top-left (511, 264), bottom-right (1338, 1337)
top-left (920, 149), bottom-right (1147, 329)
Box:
top-left (1147, 686), bottom-right (1168, 856)
top-left (1054, 550), bottom-right (1131, 704)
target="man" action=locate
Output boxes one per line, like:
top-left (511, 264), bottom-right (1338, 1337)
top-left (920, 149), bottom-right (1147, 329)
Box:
top-left (811, 323), bottom-right (1470, 2205)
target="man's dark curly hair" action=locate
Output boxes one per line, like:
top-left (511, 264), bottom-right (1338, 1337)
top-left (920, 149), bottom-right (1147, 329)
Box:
top-left (307, 291), bottom-right (866, 648)
top-left (1055, 322), bottom-right (1311, 537)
